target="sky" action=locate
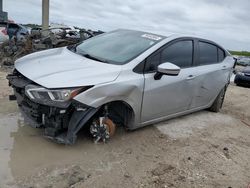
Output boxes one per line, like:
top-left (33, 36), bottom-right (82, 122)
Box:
top-left (3, 0), bottom-right (250, 51)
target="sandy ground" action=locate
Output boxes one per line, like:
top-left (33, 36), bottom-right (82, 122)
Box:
top-left (0, 70), bottom-right (250, 188)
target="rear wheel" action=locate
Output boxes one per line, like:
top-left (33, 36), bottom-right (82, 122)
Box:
top-left (209, 87), bottom-right (226, 112)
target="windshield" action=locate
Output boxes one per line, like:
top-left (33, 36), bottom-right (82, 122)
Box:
top-left (74, 30), bottom-right (165, 65)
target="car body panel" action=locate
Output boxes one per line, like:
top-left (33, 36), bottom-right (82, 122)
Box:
top-left (74, 68), bottom-right (144, 129)
top-left (15, 47), bottom-right (122, 88)
top-left (189, 56), bottom-right (234, 108)
top-left (141, 68), bottom-right (194, 123)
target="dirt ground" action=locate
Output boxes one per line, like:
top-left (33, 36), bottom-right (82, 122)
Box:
top-left (0, 70), bottom-right (250, 188)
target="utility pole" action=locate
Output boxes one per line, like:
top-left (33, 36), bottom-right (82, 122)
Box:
top-left (0, 0), bottom-right (8, 22)
top-left (42, 0), bottom-right (49, 30)
top-left (0, 0), bottom-right (2, 12)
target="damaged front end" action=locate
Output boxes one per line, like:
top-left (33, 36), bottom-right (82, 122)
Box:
top-left (7, 70), bottom-right (98, 144)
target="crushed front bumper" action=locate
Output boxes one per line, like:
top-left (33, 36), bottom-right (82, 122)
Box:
top-left (7, 70), bottom-right (98, 144)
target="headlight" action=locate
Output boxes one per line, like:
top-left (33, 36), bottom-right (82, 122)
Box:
top-left (25, 84), bottom-right (90, 103)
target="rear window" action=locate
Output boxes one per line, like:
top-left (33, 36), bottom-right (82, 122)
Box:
top-left (199, 42), bottom-right (218, 65)
top-left (198, 41), bottom-right (226, 65)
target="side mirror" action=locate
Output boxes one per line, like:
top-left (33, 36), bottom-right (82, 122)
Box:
top-left (154, 62), bottom-right (181, 80)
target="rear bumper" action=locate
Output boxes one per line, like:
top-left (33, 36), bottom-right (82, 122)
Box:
top-left (7, 70), bottom-right (98, 144)
top-left (234, 74), bottom-right (250, 87)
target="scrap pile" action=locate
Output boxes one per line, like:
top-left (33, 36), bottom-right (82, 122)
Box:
top-left (0, 25), bottom-right (104, 68)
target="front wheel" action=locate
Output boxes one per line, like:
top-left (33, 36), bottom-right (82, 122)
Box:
top-left (209, 87), bottom-right (227, 112)
top-left (90, 117), bottom-right (116, 143)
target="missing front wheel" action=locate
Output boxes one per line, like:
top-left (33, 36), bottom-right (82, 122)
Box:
top-left (90, 117), bottom-right (116, 143)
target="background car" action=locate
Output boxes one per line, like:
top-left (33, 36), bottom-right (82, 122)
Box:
top-left (237, 57), bottom-right (250, 66)
top-left (7, 23), bottom-right (29, 40)
top-left (0, 22), bottom-right (29, 43)
top-left (0, 22), bottom-right (9, 44)
top-left (234, 66), bottom-right (250, 87)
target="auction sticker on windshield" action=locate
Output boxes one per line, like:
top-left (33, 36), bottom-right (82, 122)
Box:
top-left (141, 34), bottom-right (162, 41)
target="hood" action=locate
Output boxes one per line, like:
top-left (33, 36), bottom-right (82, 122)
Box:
top-left (15, 47), bottom-right (122, 88)
top-left (243, 66), bottom-right (250, 73)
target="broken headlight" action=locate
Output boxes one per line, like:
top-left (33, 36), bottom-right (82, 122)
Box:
top-left (25, 84), bottom-right (89, 103)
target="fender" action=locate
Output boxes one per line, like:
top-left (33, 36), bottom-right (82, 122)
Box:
top-left (74, 72), bottom-right (144, 129)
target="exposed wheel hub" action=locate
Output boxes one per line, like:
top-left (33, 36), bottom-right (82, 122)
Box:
top-left (90, 117), bottom-right (116, 143)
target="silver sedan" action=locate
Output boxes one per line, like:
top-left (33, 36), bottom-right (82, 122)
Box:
top-left (7, 29), bottom-right (235, 144)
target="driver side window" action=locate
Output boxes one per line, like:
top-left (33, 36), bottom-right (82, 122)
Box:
top-left (145, 40), bottom-right (193, 72)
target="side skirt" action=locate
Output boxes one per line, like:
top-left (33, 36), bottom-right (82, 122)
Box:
top-left (134, 103), bottom-right (213, 130)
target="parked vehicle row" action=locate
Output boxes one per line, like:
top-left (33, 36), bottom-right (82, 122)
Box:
top-left (0, 22), bottom-right (29, 44)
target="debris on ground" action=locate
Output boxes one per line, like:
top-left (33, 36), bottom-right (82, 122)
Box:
top-left (241, 120), bottom-right (250, 127)
top-left (223, 147), bottom-right (230, 159)
top-left (0, 24), bottom-right (104, 69)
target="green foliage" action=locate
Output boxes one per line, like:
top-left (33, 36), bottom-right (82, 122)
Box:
top-left (22, 24), bottom-right (41, 29)
top-left (229, 50), bottom-right (250, 57)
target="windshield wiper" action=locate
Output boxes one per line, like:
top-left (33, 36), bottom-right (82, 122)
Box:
top-left (67, 41), bottom-right (84, 52)
top-left (67, 43), bottom-right (78, 52)
top-left (79, 52), bottom-right (109, 63)
top-left (83, 54), bottom-right (104, 62)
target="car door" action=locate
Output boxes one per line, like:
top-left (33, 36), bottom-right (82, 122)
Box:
top-left (189, 41), bottom-right (230, 109)
top-left (141, 39), bottom-right (196, 123)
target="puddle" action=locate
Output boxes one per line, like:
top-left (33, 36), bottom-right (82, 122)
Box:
top-left (0, 99), bottom-right (92, 186)
top-left (0, 97), bottom-right (131, 187)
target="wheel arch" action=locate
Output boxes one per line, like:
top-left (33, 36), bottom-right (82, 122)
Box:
top-left (93, 100), bottom-right (136, 129)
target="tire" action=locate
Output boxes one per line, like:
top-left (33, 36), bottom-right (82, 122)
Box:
top-left (209, 87), bottom-right (226, 112)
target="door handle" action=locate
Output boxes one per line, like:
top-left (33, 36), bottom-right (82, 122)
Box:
top-left (186, 75), bottom-right (196, 80)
